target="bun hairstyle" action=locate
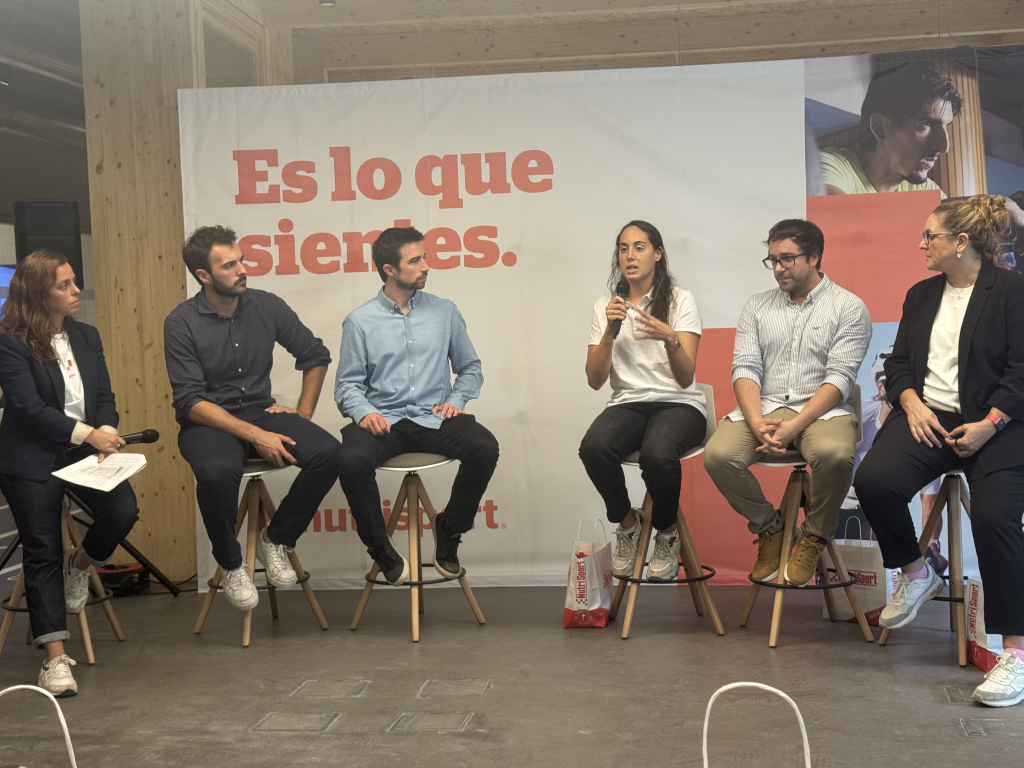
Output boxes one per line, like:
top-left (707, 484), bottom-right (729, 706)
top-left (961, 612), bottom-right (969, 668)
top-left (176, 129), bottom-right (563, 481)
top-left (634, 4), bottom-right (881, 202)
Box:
top-left (932, 195), bottom-right (1011, 264)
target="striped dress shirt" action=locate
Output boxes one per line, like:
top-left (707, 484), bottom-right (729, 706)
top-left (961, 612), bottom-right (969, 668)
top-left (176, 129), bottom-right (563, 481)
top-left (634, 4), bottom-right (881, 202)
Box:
top-left (726, 275), bottom-right (871, 421)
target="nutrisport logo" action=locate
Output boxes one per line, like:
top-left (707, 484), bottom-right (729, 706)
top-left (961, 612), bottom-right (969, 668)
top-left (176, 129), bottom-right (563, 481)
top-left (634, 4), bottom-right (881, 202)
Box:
top-left (306, 499), bottom-right (504, 535)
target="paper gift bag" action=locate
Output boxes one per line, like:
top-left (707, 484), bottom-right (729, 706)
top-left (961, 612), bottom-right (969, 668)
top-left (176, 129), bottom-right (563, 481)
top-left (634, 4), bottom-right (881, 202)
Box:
top-left (967, 578), bottom-right (1004, 672)
top-left (820, 537), bottom-right (895, 626)
top-left (563, 522), bottom-right (613, 628)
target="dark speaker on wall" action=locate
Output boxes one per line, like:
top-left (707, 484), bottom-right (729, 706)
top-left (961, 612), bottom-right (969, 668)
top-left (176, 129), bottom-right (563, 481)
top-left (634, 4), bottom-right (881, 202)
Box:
top-left (14, 200), bottom-right (85, 289)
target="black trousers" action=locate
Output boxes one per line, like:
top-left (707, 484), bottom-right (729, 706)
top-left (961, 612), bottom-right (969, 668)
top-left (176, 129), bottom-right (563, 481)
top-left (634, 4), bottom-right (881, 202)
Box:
top-left (337, 415), bottom-right (499, 548)
top-left (0, 470), bottom-right (138, 647)
top-left (578, 402), bottom-right (706, 531)
top-left (178, 409), bottom-right (341, 571)
top-left (855, 409), bottom-right (1024, 636)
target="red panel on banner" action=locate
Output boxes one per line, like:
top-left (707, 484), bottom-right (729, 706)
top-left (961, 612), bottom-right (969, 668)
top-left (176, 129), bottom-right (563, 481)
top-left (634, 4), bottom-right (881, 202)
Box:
top-left (808, 191), bottom-right (940, 323)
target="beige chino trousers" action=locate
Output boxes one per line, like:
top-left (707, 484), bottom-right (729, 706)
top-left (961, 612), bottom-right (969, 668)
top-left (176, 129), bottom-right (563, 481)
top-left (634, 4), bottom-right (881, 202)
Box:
top-left (703, 408), bottom-right (857, 540)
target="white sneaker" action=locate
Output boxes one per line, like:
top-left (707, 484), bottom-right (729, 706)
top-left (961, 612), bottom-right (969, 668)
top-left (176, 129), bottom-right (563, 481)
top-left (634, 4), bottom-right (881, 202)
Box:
top-left (879, 563), bottom-right (944, 629)
top-left (256, 528), bottom-right (297, 588)
top-left (38, 654), bottom-right (77, 698)
top-left (973, 651), bottom-right (1024, 707)
top-left (611, 510), bottom-right (643, 578)
top-left (63, 548), bottom-right (90, 614)
top-left (221, 566), bottom-right (259, 611)
top-left (648, 530), bottom-right (681, 581)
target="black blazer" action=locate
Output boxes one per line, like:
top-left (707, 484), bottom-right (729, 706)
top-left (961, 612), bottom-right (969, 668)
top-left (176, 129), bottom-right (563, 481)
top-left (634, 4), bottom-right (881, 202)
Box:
top-left (0, 322), bottom-right (119, 481)
top-left (883, 259), bottom-right (1024, 474)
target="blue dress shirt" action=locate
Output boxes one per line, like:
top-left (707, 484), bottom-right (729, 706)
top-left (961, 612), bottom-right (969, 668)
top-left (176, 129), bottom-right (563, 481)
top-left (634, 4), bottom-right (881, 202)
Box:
top-left (335, 289), bottom-right (483, 430)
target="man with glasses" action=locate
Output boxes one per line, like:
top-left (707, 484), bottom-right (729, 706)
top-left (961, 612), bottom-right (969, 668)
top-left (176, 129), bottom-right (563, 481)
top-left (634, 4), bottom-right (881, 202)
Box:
top-left (704, 219), bottom-right (871, 586)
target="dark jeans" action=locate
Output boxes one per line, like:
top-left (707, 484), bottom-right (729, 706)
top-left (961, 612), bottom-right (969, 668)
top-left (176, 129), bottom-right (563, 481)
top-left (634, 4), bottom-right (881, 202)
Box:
top-left (578, 402), bottom-right (705, 531)
top-left (0, 471), bottom-right (138, 647)
top-left (337, 415), bottom-right (500, 548)
top-left (855, 409), bottom-right (1024, 636)
top-left (178, 409), bottom-right (341, 571)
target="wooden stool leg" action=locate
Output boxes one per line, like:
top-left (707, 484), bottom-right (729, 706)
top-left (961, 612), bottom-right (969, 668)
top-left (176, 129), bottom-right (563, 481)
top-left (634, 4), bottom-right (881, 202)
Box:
top-left (740, 583), bottom-right (760, 627)
top-left (408, 477), bottom-right (421, 642)
top-left (351, 479), bottom-right (410, 630)
top-left (254, 490), bottom-right (279, 621)
top-left (62, 506), bottom-right (124, 641)
top-left (241, 480), bottom-right (260, 648)
top-left (621, 494), bottom-right (654, 640)
top-left (829, 542), bottom-right (874, 642)
top-left (76, 610), bottom-right (95, 665)
top-left (196, 491), bottom-right (250, 634)
top-left (948, 479), bottom-right (967, 666)
top-left (674, 512), bottom-right (704, 617)
top-left (415, 478), bottom-right (425, 615)
top-left (676, 507), bottom-right (724, 635)
top-left (0, 566), bottom-right (27, 655)
top-left (609, 578), bottom-right (628, 620)
top-left (768, 471), bottom-right (802, 648)
top-left (819, 555), bottom-right (837, 621)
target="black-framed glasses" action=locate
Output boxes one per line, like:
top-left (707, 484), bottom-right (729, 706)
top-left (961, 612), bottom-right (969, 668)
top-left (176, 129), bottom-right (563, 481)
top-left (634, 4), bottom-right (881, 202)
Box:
top-left (761, 253), bottom-right (807, 270)
top-left (922, 231), bottom-right (956, 244)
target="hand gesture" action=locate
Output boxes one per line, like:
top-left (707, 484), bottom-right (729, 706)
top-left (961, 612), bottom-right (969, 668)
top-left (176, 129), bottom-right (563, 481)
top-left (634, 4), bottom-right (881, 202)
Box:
top-left (631, 305), bottom-right (675, 345)
top-left (85, 429), bottom-right (126, 463)
top-left (265, 402), bottom-right (310, 420)
top-left (904, 398), bottom-right (949, 448)
top-left (431, 403), bottom-right (465, 420)
top-left (251, 429), bottom-right (298, 467)
top-left (944, 420), bottom-right (996, 457)
top-left (359, 412), bottom-right (391, 436)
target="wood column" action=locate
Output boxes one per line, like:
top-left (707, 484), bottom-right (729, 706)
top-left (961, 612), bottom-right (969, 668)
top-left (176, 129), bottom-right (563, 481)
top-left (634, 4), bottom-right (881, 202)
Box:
top-left (78, 0), bottom-right (198, 580)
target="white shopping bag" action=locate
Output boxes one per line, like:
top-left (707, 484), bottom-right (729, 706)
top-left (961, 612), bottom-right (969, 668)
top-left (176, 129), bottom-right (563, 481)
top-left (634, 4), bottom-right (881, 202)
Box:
top-left (820, 530), bottom-right (895, 626)
top-left (563, 521), bottom-right (613, 628)
top-left (967, 578), bottom-right (1004, 672)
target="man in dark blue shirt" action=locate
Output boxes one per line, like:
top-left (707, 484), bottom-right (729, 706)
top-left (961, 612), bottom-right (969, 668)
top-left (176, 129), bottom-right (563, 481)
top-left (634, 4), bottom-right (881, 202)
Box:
top-left (164, 225), bottom-right (340, 611)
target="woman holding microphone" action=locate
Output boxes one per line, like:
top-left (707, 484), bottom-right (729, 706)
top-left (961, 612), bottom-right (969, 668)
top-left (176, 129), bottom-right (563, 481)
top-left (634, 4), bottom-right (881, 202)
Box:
top-left (854, 195), bottom-right (1024, 707)
top-left (579, 221), bottom-right (706, 582)
top-left (0, 250), bottom-right (138, 697)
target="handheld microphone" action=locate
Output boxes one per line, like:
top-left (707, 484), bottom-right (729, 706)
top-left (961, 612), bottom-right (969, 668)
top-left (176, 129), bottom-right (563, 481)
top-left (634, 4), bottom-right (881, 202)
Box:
top-left (611, 277), bottom-right (630, 339)
top-left (120, 429), bottom-right (160, 445)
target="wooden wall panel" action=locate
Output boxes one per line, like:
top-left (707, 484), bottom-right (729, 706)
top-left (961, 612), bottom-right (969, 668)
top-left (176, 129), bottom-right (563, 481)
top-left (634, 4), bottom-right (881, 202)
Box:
top-left (79, 0), bottom-right (197, 580)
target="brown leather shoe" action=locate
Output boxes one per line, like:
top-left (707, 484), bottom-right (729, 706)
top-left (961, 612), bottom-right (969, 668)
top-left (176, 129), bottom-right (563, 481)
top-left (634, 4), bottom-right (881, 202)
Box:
top-left (751, 529), bottom-right (785, 581)
top-left (784, 535), bottom-right (828, 587)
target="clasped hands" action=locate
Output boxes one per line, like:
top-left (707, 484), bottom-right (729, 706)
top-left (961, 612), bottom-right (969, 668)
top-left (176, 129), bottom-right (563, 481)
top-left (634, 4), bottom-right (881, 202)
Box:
top-left (904, 399), bottom-right (995, 457)
top-left (753, 418), bottom-right (802, 454)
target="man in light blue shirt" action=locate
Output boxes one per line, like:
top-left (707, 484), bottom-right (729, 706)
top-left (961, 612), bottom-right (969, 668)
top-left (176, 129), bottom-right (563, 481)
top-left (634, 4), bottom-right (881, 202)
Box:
top-left (335, 227), bottom-right (499, 586)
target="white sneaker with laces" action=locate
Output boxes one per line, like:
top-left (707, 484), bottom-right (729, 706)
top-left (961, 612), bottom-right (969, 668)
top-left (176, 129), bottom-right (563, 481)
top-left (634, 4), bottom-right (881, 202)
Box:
top-left (879, 563), bottom-right (944, 629)
top-left (221, 566), bottom-right (259, 610)
top-left (647, 530), bottom-right (681, 581)
top-left (38, 654), bottom-right (78, 697)
top-left (256, 528), bottom-right (297, 587)
top-left (973, 651), bottom-right (1024, 707)
top-left (611, 510), bottom-right (643, 578)
top-left (63, 548), bottom-right (90, 614)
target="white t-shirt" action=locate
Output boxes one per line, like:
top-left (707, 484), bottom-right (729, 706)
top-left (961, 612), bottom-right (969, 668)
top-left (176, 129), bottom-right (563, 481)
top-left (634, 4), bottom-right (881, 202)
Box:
top-left (51, 332), bottom-right (86, 422)
top-left (923, 281), bottom-right (974, 414)
top-left (589, 286), bottom-right (706, 413)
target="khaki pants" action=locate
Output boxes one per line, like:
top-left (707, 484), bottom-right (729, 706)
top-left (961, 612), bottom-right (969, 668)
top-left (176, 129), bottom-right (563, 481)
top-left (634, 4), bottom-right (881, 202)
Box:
top-left (703, 408), bottom-right (857, 540)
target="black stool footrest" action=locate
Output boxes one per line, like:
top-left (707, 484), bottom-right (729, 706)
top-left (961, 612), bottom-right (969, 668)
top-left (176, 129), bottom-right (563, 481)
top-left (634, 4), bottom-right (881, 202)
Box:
top-left (366, 565), bottom-right (467, 587)
top-left (616, 563), bottom-right (716, 586)
top-left (748, 568), bottom-right (856, 590)
top-left (207, 567), bottom-right (312, 591)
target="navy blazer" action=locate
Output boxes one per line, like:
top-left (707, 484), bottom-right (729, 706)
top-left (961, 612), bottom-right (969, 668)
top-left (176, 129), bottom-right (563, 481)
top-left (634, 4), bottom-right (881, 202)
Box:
top-left (0, 322), bottom-right (120, 481)
top-left (882, 259), bottom-right (1024, 475)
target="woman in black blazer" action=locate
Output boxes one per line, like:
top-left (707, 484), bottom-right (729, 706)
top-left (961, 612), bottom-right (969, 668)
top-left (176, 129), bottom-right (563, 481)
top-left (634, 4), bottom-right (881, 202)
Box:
top-left (855, 195), bottom-right (1024, 707)
top-left (0, 250), bottom-right (138, 697)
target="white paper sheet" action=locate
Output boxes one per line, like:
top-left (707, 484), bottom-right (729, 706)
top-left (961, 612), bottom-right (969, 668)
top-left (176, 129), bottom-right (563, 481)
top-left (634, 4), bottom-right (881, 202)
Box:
top-left (52, 453), bottom-right (147, 492)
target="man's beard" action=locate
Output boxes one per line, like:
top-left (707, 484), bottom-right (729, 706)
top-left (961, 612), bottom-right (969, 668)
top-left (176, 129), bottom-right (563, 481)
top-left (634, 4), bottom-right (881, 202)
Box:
top-left (395, 276), bottom-right (423, 291)
top-left (903, 168), bottom-right (931, 185)
top-left (211, 276), bottom-right (246, 297)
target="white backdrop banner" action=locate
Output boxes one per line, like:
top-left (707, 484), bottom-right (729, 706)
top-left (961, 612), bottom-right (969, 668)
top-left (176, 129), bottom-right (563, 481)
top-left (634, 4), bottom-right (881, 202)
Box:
top-left (178, 62), bottom-right (807, 588)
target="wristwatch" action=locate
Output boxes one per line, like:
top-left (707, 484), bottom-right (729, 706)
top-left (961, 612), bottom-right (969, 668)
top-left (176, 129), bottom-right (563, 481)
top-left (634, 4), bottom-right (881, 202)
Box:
top-left (984, 413), bottom-right (1006, 432)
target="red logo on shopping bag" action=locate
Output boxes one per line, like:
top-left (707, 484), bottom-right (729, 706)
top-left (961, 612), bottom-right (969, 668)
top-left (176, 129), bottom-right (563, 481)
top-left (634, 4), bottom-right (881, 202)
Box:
top-left (575, 560), bottom-right (587, 602)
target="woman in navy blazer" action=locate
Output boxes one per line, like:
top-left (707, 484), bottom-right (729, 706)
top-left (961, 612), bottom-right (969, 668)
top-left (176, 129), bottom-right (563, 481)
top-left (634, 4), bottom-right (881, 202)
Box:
top-left (0, 250), bottom-right (138, 697)
top-left (855, 195), bottom-right (1024, 707)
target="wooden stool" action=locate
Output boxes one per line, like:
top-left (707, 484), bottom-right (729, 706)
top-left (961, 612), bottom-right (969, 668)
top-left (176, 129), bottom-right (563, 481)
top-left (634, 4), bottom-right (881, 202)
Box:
top-left (0, 499), bottom-right (125, 665)
top-left (879, 470), bottom-right (968, 666)
top-left (194, 459), bottom-right (328, 647)
top-left (739, 384), bottom-right (874, 647)
top-left (350, 453), bottom-right (486, 642)
top-left (608, 383), bottom-right (725, 639)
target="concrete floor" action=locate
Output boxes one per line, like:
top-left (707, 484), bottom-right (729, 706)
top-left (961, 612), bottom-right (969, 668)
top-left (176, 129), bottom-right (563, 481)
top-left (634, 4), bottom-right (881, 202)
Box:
top-left (0, 582), bottom-right (1021, 767)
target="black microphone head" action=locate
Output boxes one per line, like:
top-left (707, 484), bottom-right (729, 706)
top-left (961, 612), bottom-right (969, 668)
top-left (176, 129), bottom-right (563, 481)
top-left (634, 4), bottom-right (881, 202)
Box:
top-left (615, 277), bottom-right (630, 298)
top-left (142, 429), bottom-right (160, 443)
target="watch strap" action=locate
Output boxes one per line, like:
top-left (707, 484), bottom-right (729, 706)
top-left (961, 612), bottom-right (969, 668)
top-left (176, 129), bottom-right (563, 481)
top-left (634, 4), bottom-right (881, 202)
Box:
top-left (984, 413), bottom-right (1006, 431)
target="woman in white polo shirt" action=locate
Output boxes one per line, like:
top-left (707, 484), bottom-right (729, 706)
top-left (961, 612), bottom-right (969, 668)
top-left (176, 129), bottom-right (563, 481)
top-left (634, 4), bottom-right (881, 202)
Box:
top-left (579, 220), bottom-right (706, 581)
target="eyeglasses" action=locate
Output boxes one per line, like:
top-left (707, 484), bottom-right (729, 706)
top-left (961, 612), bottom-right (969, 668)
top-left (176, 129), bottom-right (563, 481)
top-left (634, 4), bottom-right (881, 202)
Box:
top-left (922, 231), bottom-right (956, 244)
top-left (761, 253), bottom-right (807, 270)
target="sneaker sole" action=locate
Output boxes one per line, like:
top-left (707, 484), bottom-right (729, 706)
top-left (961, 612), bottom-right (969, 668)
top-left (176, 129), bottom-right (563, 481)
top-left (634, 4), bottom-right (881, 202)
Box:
top-left (225, 593), bottom-right (260, 611)
top-left (783, 562), bottom-right (814, 587)
top-left (647, 567), bottom-right (680, 582)
top-left (751, 569), bottom-right (779, 582)
top-left (255, 551), bottom-right (298, 589)
top-left (51, 687), bottom-right (78, 698)
top-left (879, 577), bottom-right (945, 630)
top-left (385, 557), bottom-right (411, 587)
top-left (65, 599), bottom-right (88, 615)
top-left (972, 689), bottom-right (1024, 708)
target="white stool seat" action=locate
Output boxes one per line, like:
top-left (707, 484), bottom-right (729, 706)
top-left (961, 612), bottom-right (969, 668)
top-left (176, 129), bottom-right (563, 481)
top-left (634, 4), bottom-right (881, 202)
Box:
top-left (379, 453), bottom-right (454, 472)
top-left (242, 458), bottom-right (284, 477)
top-left (753, 449), bottom-right (805, 468)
